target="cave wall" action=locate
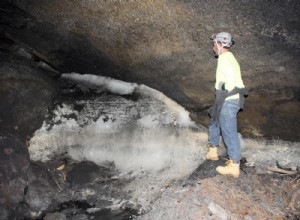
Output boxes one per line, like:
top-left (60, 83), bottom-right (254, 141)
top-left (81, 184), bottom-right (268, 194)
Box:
top-left (1, 0), bottom-right (300, 140)
top-left (0, 0), bottom-right (299, 216)
top-left (0, 27), bottom-right (57, 216)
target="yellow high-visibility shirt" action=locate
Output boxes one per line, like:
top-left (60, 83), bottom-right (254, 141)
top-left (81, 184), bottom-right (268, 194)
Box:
top-left (215, 51), bottom-right (245, 100)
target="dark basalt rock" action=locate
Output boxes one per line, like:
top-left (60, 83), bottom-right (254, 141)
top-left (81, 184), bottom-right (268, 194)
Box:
top-left (0, 204), bottom-right (16, 220)
top-left (0, 25), bottom-right (57, 218)
top-left (67, 161), bottom-right (115, 187)
top-left (18, 159), bottom-right (137, 219)
top-left (0, 39), bottom-right (57, 138)
top-left (0, 135), bottom-right (30, 218)
top-left (24, 161), bottom-right (70, 212)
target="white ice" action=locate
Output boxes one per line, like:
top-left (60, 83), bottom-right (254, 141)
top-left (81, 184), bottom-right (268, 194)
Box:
top-left (61, 73), bottom-right (137, 95)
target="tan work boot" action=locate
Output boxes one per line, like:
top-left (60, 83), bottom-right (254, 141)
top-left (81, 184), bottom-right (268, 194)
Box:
top-left (216, 160), bottom-right (240, 177)
top-left (206, 145), bottom-right (219, 161)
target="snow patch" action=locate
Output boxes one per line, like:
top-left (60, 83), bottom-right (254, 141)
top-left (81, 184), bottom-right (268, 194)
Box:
top-left (61, 73), bottom-right (137, 95)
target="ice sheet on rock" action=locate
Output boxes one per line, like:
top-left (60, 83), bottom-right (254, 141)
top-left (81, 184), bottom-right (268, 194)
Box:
top-left (29, 73), bottom-right (208, 212)
top-left (30, 74), bottom-right (206, 175)
top-left (30, 73), bottom-right (300, 173)
top-left (61, 73), bottom-right (137, 95)
top-left (61, 73), bottom-right (196, 128)
top-left (136, 85), bottom-right (195, 127)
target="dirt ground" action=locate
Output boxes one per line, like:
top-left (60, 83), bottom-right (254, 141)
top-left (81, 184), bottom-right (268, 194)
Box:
top-left (140, 158), bottom-right (300, 220)
top-left (18, 153), bottom-right (300, 220)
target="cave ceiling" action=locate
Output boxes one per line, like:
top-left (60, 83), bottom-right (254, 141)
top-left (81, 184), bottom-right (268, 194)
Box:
top-left (1, 0), bottom-right (300, 140)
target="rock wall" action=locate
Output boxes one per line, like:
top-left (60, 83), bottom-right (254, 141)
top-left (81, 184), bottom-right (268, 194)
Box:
top-left (1, 1), bottom-right (300, 138)
top-left (0, 17), bottom-right (57, 215)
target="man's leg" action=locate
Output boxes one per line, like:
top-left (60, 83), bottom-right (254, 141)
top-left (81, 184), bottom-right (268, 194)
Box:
top-left (208, 119), bottom-right (221, 146)
top-left (206, 119), bottom-right (220, 160)
top-left (216, 100), bottom-right (241, 177)
top-left (219, 100), bottom-right (241, 162)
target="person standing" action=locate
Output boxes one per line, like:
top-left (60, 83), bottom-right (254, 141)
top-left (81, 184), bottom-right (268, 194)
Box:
top-left (206, 32), bottom-right (248, 177)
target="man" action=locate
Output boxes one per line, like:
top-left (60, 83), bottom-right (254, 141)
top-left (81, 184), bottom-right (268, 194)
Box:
top-left (206, 32), bottom-right (247, 177)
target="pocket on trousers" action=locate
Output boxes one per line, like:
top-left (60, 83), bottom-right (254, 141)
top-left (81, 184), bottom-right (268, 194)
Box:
top-left (227, 102), bottom-right (240, 117)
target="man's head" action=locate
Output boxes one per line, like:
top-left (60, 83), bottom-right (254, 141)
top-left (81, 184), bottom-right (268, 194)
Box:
top-left (210, 32), bottom-right (235, 56)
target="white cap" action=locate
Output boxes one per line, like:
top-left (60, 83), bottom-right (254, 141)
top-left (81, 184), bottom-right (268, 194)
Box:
top-left (210, 32), bottom-right (234, 48)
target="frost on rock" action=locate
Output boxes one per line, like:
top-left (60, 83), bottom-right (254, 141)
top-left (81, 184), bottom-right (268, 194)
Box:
top-left (29, 73), bottom-right (300, 215)
top-left (30, 73), bottom-right (207, 179)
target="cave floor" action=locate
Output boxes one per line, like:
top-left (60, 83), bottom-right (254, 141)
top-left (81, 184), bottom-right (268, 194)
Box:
top-left (140, 158), bottom-right (300, 220)
top-left (24, 155), bottom-right (300, 220)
